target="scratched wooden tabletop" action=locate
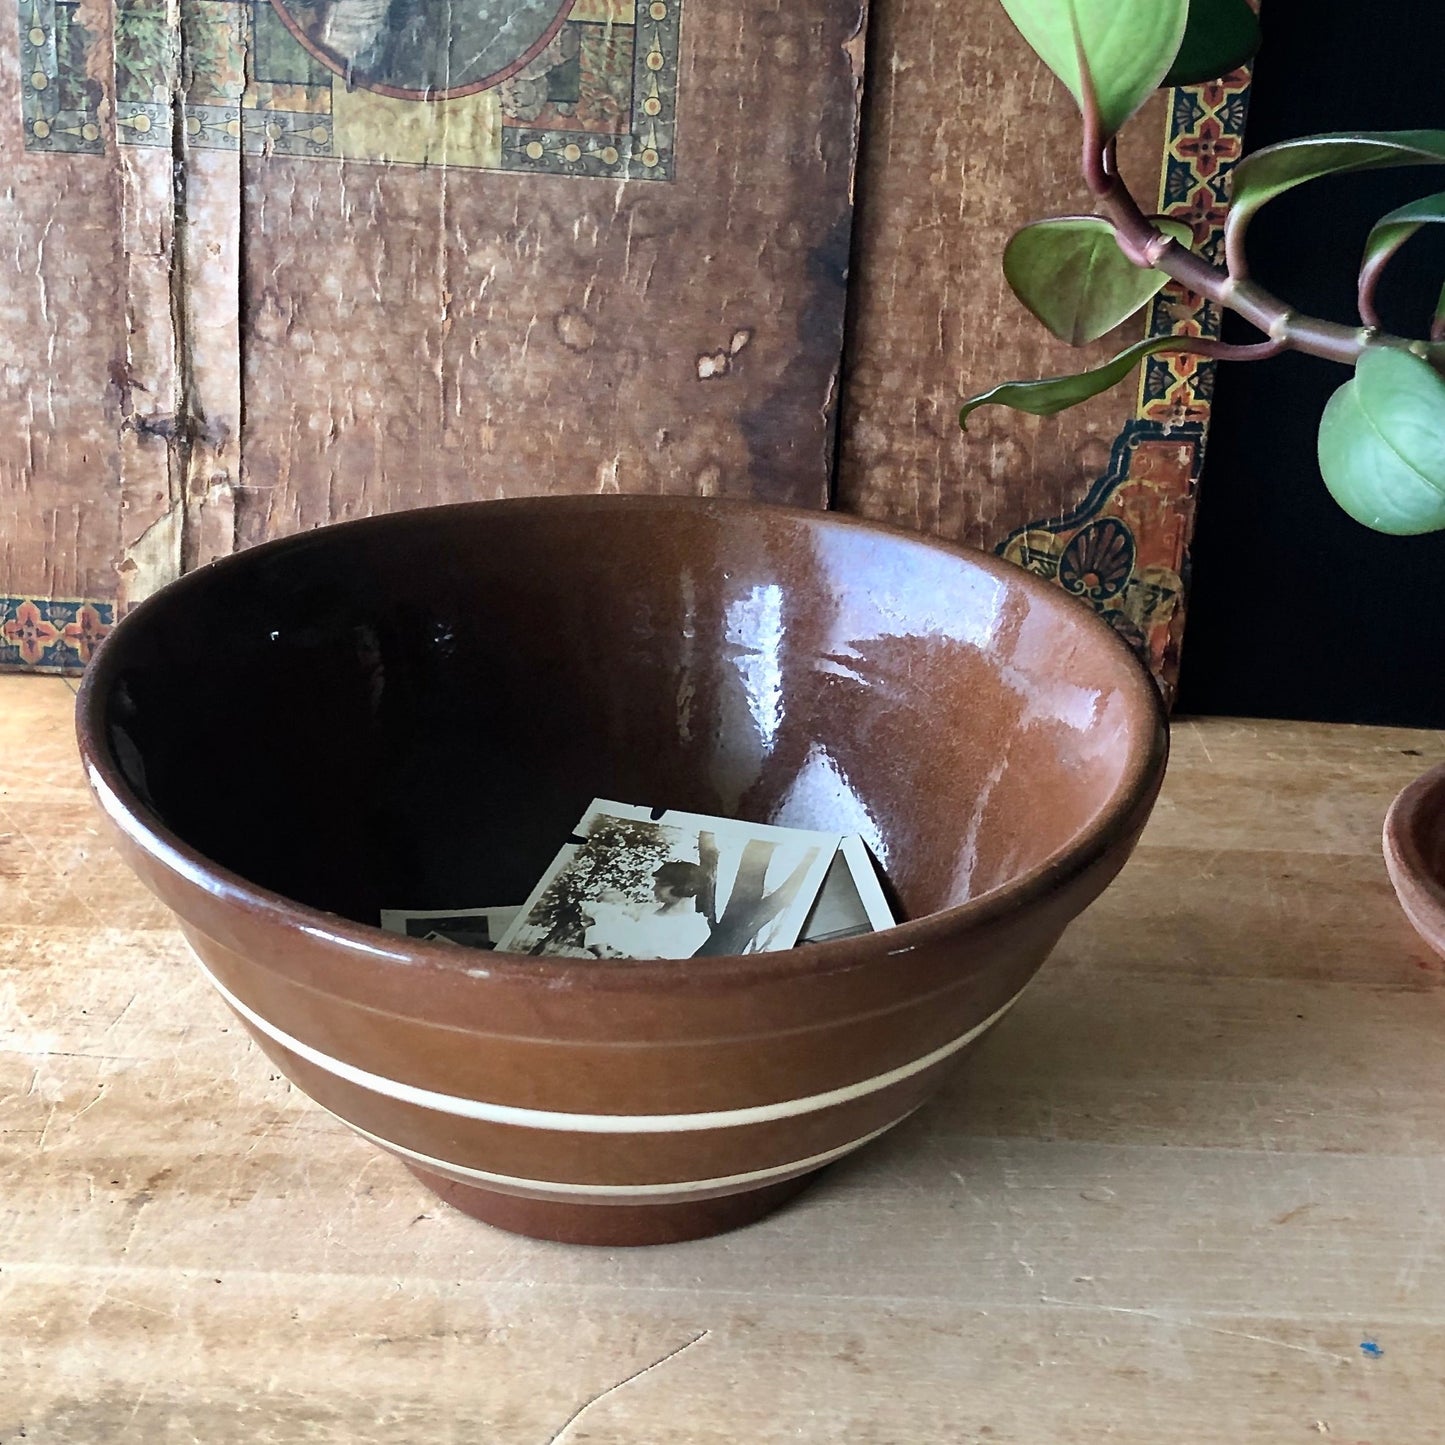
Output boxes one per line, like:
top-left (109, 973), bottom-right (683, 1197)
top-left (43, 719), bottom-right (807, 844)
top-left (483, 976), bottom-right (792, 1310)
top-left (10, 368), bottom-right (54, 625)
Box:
top-left (4, 674), bottom-right (1445, 1444)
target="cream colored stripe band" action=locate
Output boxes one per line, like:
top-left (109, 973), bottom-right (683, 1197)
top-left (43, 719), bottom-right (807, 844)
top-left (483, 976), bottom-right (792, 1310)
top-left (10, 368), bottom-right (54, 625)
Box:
top-left (191, 946), bottom-right (1022, 1135)
top-left (337, 1110), bottom-right (911, 1199)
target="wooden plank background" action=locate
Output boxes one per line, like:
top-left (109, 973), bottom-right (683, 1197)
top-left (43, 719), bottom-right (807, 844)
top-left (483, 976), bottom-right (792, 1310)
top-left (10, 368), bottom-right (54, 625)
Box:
top-left (836, 0), bottom-right (1252, 688)
top-left (1, 0), bottom-right (170, 607)
top-left (836, 6), bottom-right (1180, 542)
top-left (230, 0), bottom-right (868, 555)
top-left (3, 0), bottom-right (1244, 693)
top-left (2, 0), bottom-right (867, 637)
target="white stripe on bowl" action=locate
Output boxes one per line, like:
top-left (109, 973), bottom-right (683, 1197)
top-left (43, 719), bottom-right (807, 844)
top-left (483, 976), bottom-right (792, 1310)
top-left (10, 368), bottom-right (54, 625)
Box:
top-left (191, 945), bottom-right (1023, 1134)
top-left (332, 1108), bottom-right (913, 1199)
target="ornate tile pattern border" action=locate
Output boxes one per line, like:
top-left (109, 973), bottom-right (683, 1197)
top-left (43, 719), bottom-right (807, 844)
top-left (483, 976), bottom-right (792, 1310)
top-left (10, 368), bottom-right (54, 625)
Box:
top-left (997, 67), bottom-right (1253, 694)
top-left (17, 0), bottom-right (105, 153)
top-left (1, 598), bottom-right (115, 674)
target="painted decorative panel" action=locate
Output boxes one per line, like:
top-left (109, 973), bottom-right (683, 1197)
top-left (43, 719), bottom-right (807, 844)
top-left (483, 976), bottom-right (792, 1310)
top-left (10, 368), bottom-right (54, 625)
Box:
top-left (3, 0), bottom-right (1249, 694)
top-left (2, 0), bottom-right (865, 672)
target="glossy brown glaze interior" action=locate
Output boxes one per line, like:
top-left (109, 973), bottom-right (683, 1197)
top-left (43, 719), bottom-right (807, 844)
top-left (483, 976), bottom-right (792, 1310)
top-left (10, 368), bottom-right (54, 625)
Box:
top-left (79, 496), bottom-right (1163, 968)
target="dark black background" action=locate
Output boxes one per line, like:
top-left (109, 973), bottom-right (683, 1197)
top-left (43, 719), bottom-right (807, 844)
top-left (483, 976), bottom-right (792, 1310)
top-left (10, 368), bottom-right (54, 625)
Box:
top-left (1175, 0), bottom-right (1445, 726)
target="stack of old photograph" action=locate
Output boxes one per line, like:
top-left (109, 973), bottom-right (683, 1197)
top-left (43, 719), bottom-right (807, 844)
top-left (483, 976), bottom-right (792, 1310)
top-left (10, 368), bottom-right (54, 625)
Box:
top-left (381, 800), bottom-right (895, 960)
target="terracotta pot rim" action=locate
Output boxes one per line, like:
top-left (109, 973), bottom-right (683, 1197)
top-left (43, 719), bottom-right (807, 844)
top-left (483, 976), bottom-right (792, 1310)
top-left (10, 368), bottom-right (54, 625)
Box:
top-left (1383, 759), bottom-right (1445, 936)
top-left (76, 494), bottom-right (1168, 992)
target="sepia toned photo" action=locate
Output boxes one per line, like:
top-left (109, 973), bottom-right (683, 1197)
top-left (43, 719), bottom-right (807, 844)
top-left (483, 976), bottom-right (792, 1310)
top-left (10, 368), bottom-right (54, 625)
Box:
top-left (379, 904), bottom-right (520, 950)
top-left (494, 801), bottom-right (841, 960)
top-left (798, 835), bottom-right (896, 945)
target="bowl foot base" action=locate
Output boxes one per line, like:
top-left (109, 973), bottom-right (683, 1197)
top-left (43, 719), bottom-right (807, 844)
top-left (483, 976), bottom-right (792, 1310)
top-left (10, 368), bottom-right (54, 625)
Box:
top-left (407, 1165), bottom-right (818, 1246)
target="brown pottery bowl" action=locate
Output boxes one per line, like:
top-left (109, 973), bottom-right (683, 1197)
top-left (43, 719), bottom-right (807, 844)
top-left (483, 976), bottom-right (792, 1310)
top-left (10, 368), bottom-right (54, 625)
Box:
top-left (77, 496), bottom-right (1166, 1245)
top-left (1384, 762), bottom-right (1445, 960)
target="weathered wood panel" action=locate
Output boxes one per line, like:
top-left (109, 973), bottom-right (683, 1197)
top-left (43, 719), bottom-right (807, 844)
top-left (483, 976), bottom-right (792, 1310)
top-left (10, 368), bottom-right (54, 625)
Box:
top-left (836, 0), bottom-right (1251, 692)
top-left (2, 0), bottom-right (866, 666)
top-left (1, 0), bottom-right (160, 669)
top-left (231, 0), bottom-right (867, 550)
top-left (4, 0), bottom-right (1247, 692)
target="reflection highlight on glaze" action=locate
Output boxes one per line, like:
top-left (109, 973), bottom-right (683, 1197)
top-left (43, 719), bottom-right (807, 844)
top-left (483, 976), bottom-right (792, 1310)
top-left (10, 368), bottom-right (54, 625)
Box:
top-left (724, 582), bottom-right (786, 755)
top-left (807, 526), bottom-right (1011, 653)
top-left (1004, 593), bottom-right (1110, 736)
top-left (947, 749), bottom-right (1012, 905)
top-left (674, 567), bottom-right (700, 744)
top-left (776, 742), bottom-right (890, 870)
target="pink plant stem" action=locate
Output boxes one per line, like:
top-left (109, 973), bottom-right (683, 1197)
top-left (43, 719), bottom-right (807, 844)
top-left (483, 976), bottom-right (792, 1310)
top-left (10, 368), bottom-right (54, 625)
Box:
top-left (1088, 156), bottom-right (1444, 370)
top-left (1161, 336), bottom-right (1288, 362)
top-left (1356, 249), bottom-right (1393, 331)
top-left (1076, 31), bottom-right (1112, 199)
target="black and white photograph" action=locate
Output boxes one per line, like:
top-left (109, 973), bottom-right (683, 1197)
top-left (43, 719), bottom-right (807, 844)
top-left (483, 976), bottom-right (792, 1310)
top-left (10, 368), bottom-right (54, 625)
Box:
top-left (379, 904), bottom-right (520, 950)
top-left (798, 835), bottom-right (896, 945)
top-left (494, 801), bottom-right (841, 960)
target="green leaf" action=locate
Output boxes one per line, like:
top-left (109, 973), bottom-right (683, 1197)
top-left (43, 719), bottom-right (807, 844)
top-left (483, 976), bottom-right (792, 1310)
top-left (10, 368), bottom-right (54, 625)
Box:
top-left (1004, 216), bottom-right (1195, 346)
top-left (999, 0), bottom-right (1190, 137)
top-left (1163, 0), bottom-right (1261, 86)
top-left (1317, 347), bottom-right (1445, 535)
top-left (960, 336), bottom-right (1184, 428)
top-left (1361, 190), bottom-right (1445, 288)
top-left (1231, 131), bottom-right (1445, 221)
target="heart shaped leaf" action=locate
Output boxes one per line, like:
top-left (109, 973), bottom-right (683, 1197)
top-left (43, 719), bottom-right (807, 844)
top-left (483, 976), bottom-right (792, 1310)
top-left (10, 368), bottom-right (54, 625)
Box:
top-left (999, 0), bottom-right (1190, 137)
top-left (1004, 216), bottom-right (1195, 346)
top-left (1163, 0), bottom-right (1261, 86)
top-left (960, 336), bottom-right (1185, 428)
top-left (1317, 347), bottom-right (1445, 535)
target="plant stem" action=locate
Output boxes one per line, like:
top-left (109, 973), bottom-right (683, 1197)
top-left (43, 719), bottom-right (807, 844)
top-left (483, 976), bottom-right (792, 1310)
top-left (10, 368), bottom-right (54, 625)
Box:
top-left (1163, 336), bottom-right (1289, 362)
top-left (1092, 158), bottom-right (1445, 370)
top-left (1076, 27), bottom-right (1111, 198)
top-left (1356, 247), bottom-right (1395, 330)
top-left (1222, 204), bottom-right (1254, 282)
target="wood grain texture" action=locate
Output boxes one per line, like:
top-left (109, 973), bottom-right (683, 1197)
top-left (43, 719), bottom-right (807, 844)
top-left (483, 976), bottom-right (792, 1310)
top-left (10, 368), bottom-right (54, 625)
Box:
top-left (1, 0), bottom-right (865, 622)
top-left (835, 0), bottom-right (1176, 546)
top-left (4, 673), bottom-right (1445, 1442)
top-left (233, 0), bottom-right (867, 547)
top-left (0, 0), bottom-right (166, 606)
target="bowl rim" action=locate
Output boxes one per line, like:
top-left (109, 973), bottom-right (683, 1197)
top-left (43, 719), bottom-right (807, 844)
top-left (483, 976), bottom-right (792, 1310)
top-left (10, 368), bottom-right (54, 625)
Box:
top-left (1383, 759), bottom-right (1445, 940)
top-left (76, 494), bottom-right (1168, 991)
